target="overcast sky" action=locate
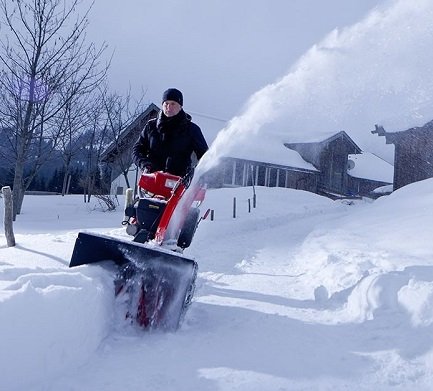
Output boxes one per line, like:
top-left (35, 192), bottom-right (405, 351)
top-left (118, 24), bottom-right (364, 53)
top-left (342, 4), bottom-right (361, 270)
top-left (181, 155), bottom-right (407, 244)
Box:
top-left (86, 0), bottom-right (383, 142)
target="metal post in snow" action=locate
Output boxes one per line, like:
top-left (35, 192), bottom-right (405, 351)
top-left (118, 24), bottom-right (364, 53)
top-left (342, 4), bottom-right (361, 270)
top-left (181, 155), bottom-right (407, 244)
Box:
top-left (233, 197), bottom-right (236, 218)
top-left (251, 165), bottom-right (257, 208)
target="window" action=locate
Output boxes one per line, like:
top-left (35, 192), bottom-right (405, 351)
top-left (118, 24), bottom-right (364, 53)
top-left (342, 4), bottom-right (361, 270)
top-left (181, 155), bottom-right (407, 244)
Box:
top-left (257, 166), bottom-right (266, 186)
top-left (278, 170), bottom-right (286, 188)
top-left (234, 161), bottom-right (244, 186)
top-left (268, 168), bottom-right (277, 187)
top-left (223, 160), bottom-right (235, 185)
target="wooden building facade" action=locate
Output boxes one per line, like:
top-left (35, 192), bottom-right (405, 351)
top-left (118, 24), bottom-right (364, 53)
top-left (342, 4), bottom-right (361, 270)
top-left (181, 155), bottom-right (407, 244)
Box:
top-left (285, 131), bottom-right (362, 197)
top-left (347, 171), bottom-right (391, 197)
top-left (372, 120), bottom-right (433, 190)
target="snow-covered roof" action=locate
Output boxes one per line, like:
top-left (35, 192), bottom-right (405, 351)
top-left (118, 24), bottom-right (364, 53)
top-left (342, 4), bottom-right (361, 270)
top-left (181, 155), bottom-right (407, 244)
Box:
top-left (348, 152), bottom-right (393, 183)
top-left (225, 142), bottom-right (318, 172)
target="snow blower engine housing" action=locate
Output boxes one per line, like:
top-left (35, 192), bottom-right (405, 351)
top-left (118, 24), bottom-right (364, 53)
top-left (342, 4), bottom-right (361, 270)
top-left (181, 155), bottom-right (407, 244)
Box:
top-left (123, 170), bottom-right (207, 250)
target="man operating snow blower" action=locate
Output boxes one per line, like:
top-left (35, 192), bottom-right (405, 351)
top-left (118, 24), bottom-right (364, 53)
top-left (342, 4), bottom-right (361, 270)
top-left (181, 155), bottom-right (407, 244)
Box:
top-left (127, 88), bottom-right (209, 245)
top-left (69, 89), bottom-right (210, 331)
top-left (132, 88), bottom-right (208, 177)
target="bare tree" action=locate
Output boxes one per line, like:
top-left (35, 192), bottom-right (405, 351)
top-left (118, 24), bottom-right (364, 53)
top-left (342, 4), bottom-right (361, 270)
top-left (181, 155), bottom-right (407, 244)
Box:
top-left (83, 100), bottom-right (106, 202)
top-left (56, 91), bottom-right (96, 196)
top-left (0, 0), bottom-right (108, 219)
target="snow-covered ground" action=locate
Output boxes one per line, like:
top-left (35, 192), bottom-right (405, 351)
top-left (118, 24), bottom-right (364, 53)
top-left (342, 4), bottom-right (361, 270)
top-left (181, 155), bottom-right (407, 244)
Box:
top-left (2, 179), bottom-right (433, 390)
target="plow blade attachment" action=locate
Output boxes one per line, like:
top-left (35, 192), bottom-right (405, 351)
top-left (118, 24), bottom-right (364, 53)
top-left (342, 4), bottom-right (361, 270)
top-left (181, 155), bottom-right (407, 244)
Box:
top-left (69, 232), bottom-right (195, 267)
top-left (69, 232), bottom-right (197, 330)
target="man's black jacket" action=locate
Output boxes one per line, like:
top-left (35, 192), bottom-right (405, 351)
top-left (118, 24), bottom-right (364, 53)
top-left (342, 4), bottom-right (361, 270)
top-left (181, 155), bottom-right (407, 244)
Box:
top-left (132, 109), bottom-right (208, 177)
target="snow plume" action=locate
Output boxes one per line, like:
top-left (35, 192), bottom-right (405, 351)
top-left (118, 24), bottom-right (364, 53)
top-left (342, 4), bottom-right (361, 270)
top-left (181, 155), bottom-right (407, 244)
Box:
top-left (197, 0), bottom-right (433, 173)
top-left (172, 0), bottom-right (433, 245)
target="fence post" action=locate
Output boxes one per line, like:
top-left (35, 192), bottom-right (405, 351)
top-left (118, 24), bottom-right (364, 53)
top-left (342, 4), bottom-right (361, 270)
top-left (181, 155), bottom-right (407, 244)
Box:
top-left (2, 186), bottom-right (16, 247)
top-left (233, 197), bottom-right (237, 218)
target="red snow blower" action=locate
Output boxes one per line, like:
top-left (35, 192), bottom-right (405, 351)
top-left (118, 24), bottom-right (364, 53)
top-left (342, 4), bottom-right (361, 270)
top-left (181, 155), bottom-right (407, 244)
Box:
top-left (69, 170), bottom-right (208, 331)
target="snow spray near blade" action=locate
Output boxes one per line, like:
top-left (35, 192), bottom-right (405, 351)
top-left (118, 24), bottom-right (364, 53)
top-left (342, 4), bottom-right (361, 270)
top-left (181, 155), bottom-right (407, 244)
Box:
top-left (169, 0), bottom-right (433, 231)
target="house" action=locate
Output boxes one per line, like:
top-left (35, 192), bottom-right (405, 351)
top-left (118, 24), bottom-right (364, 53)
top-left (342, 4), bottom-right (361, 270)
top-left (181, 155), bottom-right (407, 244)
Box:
top-left (203, 133), bottom-right (320, 191)
top-left (372, 120), bottom-right (433, 190)
top-left (101, 103), bottom-right (159, 195)
top-left (209, 131), bottom-right (392, 198)
top-left (285, 131), bottom-right (363, 197)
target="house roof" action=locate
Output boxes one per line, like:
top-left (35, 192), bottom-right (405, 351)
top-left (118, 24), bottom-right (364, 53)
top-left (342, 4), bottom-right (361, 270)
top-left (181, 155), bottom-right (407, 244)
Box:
top-left (223, 142), bottom-right (319, 172)
top-left (224, 130), bottom-right (363, 172)
top-left (348, 152), bottom-right (393, 183)
top-left (285, 130), bottom-right (362, 153)
top-left (372, 119), bottom-right (433, 144)
top-left (101, 103), bottom-right (160, 163)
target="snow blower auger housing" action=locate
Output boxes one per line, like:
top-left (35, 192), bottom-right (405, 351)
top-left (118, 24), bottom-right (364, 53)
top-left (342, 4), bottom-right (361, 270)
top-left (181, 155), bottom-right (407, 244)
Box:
top-left (69, 170), bottom-right (207, 331)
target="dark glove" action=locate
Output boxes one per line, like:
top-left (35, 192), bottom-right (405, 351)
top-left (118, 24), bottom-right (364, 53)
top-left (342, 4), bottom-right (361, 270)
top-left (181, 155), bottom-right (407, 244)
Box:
top-left (138, 160), bottom-right (152, 172)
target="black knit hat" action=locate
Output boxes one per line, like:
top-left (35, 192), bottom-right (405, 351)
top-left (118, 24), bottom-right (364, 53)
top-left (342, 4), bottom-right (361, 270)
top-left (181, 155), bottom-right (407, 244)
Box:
top-left (162, 88), bottom-right (183, 106)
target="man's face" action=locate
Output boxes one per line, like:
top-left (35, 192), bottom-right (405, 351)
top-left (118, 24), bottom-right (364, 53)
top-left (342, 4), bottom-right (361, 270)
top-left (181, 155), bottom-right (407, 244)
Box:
top-left (162, 100), bottom-right (182, 117)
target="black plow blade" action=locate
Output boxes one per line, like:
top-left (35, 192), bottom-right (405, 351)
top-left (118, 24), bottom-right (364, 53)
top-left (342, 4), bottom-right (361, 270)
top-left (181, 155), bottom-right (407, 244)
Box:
top-left (69, 232), bottom-right (198, 330)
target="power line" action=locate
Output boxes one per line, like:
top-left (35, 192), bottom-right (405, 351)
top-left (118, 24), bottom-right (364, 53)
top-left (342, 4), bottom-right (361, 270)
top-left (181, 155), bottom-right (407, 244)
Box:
top-left (186, 110), bottom-right (228, 123)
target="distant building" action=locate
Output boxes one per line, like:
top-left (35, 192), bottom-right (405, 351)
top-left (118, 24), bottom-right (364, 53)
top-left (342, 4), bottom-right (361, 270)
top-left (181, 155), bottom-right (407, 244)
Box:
top-left (372, 120), bottom-right (433, 190)
top-left (101, 103), bottom-right (159, 195)
top-left (209, 131), bottom-right (392, 199)
top-left (285, 131), bottom-right (362, 197)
